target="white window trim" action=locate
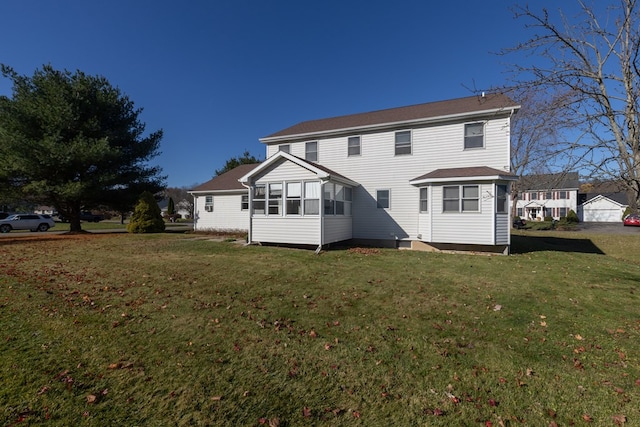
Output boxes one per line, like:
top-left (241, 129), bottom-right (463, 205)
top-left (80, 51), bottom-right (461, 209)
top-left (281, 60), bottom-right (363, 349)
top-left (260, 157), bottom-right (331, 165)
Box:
top-left (305, 141), bottom-right (318, 162)
top-left (419, 187), bottom-right (428, 213)
top-left (348, 135), bottom-right (361, 157)
top-left (464, 122), bottom-right (485, 150)
top-left (376, 189), bottom-right (390, 209)
top-left (442, 184), bottom-right (480, 213)
top-left (204, 195), bottom-right (213, 212)
top-left (394, 130), bottom-right (412, 156)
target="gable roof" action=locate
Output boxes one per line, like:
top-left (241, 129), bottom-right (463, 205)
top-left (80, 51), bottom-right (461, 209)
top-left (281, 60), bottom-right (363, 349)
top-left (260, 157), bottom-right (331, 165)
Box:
top-left (261, 93), bottom-right (519, 143)
top-left (410, 166), bottom-right (516, 185)
top-left (189, 163), bottom-right (260, 193)
top-left (583, 192), bottom-right (629, 206)
top-left (239, 151), bottom-right (359, 187)
top-left (518, 172), bottom-right (580, 191)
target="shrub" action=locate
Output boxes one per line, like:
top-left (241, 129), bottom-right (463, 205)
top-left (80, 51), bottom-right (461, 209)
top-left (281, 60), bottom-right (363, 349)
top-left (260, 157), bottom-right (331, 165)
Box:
top-left (622, 206), bottom-right (632, 220)
top-left (544, 216), bottom-right (554, 222)
top-left (566, 209), bottom-right (579, 223)
top-left (127, 191), bottom-right (166, 233)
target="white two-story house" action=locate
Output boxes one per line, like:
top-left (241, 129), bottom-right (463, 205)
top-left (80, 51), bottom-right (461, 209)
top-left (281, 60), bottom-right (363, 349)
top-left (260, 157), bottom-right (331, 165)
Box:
top-left (514, 172), bottom-right (580, 221)
top-left (191, 94), bottom-right (520, 253)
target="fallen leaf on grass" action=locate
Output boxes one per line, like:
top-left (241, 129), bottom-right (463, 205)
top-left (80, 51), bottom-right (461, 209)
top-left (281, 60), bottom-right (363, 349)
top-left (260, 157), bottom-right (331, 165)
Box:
top-left (302, 407), bottom-right (312, 418)
top-left (612, 414), bottom-right (627, 425)
top-left (574, 334), bottom-right (583, 340)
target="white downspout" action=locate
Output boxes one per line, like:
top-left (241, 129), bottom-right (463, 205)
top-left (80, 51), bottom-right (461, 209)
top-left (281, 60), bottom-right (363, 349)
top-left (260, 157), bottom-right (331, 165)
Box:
top-left (316, 178), bottom-right (330, 254)
top-left (241, 181), bottom-right (253, 244)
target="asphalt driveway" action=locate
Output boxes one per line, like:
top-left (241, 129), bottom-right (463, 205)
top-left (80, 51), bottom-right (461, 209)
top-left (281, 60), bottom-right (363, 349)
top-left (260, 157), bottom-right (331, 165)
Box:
top-left (574, 222), bottom-right (640, 235)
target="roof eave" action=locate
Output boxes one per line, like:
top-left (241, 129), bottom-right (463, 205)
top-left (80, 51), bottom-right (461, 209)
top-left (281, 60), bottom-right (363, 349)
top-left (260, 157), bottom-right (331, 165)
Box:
top-left (260, 106), bottom-right (520, 144)
top-left (188, 189), bottom-right (246, 195)
top-left (410, 174), bottom-right (518, 186)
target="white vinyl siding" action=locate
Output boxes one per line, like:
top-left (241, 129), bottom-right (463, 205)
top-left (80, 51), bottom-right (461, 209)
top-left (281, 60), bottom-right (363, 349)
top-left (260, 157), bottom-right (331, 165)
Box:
top-left (431, 183), bottom-right (495, 245)
top-left (261, 115), bottom-right (512, 244)
top-left (194, 193), bottom-right (249, 231)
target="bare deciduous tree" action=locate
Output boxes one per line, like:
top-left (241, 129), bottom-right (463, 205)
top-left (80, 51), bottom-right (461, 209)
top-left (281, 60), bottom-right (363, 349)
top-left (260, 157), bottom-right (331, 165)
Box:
top-left (505, 0), bottom-right (640, 211)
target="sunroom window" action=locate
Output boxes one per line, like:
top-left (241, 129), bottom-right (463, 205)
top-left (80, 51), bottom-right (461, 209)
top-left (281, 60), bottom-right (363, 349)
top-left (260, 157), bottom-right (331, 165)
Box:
top-left (286, 182), bottom-right (301, 215)
top-left (268, 183), bottom-right (282, 215)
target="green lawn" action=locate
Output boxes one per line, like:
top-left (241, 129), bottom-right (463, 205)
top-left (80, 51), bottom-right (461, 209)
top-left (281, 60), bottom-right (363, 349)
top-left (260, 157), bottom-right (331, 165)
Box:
top-left (1, 231), bottom-right (638, 426)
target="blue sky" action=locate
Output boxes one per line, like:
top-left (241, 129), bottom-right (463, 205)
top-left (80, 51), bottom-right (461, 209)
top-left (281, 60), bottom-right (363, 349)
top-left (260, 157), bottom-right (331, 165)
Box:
top-left (0, 1), bottom-right (561, 188)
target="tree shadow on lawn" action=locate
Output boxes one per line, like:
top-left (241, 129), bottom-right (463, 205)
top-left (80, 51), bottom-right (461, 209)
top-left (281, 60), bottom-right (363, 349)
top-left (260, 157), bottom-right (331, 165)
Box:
top-left (511, 234), bottom-right (604, 255)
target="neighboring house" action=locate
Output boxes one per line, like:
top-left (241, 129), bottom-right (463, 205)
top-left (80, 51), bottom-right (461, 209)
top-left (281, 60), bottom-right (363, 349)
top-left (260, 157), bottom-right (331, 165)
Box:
top-left (515, 172), bottom-right (580, 221)
top-left (189, 163), bottom-right (259, 232)
top-left (192, 94), bottom-right (521, 253)
top-left (158, 198), bottom-right (192, 219)
top-left (579, 193), bottom-right (628, 222)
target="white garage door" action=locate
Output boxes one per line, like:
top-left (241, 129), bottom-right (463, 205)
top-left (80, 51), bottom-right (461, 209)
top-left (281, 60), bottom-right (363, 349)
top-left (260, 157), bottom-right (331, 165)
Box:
top-left (583, 208), bottom-right (622, 222)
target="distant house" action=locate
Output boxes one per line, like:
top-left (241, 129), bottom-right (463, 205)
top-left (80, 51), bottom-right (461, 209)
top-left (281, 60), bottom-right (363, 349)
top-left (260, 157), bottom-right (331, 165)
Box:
top-left (191, 94), bottom-right (520, 253)
top-left (515, 172), bottom-right (580, 220)
top-left (158, 198), bottom-right (192, 219)
top-left (579, 193), bottom-right (628, 222)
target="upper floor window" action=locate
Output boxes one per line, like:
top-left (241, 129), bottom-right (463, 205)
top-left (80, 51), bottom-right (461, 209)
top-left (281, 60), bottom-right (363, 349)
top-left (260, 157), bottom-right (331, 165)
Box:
top-left (278, 144), bottom-right (290, 153)
top-left (496, 184), bottom-right (508, 213)
top-left (394, 131), bottom-right (412, 155)
top-left (348, 136), bottom-right (361, 156)
top-left (419, 187), bottom-right (428, 212)
top-left (377, 189), bottom-right (390, 209)
top-left (305, 141), bottom-right (318, 162)
top-left (559, 191), bottom-right (568, 199)
top-left (464, 123), bottom-right (484, 149)
top-left (205, 195), bottom-right (213, 212)
top-left (529, 191), bottom-right (538, 200)
top-left (545, 191), bottom-right (553, 200)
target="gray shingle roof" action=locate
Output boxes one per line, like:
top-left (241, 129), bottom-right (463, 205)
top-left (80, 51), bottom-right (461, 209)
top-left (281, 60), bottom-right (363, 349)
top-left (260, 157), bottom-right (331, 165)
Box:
top-left (518, 172), bottom-right (580, 191)
top-left (263, 93), bottom-right (519, 140)
top-left (189, 163), bottom-right (260, 192)
top-left (412, 166), bottom-right (515, 182)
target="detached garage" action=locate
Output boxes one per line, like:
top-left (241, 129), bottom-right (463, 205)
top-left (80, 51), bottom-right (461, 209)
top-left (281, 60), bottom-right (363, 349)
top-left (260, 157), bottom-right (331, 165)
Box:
top-left (580, 194), bottom-right (628, 223)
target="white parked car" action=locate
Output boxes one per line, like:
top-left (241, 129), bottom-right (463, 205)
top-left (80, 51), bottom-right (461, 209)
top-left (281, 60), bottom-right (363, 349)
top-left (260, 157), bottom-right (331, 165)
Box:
top-left (0, 214), bottom-right (55, 233)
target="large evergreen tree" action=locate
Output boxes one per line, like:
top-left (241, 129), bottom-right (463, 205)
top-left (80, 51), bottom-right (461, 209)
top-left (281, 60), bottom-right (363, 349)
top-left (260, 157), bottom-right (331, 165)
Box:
top-left (0, 64), bottom-right (165, 231)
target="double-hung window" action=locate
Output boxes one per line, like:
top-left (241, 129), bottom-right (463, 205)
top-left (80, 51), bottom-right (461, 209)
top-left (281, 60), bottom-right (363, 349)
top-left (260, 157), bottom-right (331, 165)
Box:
top-left (304, 182), bottom-right (320, 215)
top-left (241, 194), bottom-right (249, 211)
top-left (496, 184), bottom-right (507, 213)
top-left (419, 187), bottom-right (428, 212)
top-left (253, 185), bottom-right (266, 214)
top-left (205, 196), bottom-right (213, 212)
top-left (305, 141), bottom-right (318, 161)
top-left (286, 182), bottom-right (301, 215)
top-left (335, 184), bottom-right (344, 214)
top-left (559, 191), bottom-right (568, 199)
top-left (377, 189), bottom-right (390, 209)
top-left (268, 183), bottom-right (282, 215)
top-left (464, 123), bottom-right (484, 149)
top-left (443, 185), bottom-right (480, 212)
top-left (529, 191), bottom-right (538, 200)
top-left (348, 136), bottom-right (361, 156)
top-left (324, 183), bottom-right (335, 215)
top-left (394, 131), bottom-right (411, 155)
